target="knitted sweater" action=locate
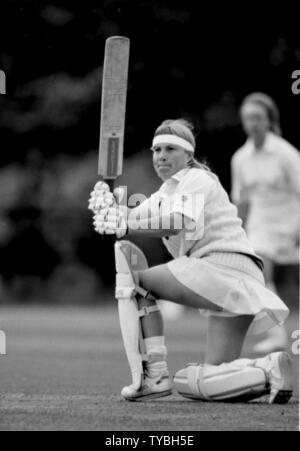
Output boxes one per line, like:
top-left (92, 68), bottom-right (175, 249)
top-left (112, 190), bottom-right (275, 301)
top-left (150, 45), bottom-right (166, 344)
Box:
top-left (144, 168), bottom-right (263, 266)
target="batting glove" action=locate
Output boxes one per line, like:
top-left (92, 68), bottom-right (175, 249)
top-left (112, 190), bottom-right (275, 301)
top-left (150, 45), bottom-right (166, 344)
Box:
top-left (88, 181), bottom-right (115, 214)
top-left (93, 206), bottom-right (128, 239)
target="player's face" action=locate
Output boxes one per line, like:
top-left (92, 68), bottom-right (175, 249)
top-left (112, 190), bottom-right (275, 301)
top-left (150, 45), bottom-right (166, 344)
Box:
top-left (241, 103), bottom-right (271, 139)
top-left (152, 143), bottom-right (190, 180)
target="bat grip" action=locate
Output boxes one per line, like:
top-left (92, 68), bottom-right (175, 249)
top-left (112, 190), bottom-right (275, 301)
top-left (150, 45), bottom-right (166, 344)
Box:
top-left (103, 178), bottom-right (116, 244)
top-left (106, 179), bottom-right (115, 193)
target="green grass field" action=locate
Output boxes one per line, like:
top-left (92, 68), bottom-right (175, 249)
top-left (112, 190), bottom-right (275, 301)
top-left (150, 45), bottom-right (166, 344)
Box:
top-left (0, 305), bottom-right (298, 431)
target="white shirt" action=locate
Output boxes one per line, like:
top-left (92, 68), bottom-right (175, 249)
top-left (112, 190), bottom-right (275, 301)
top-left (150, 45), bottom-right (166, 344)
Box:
top-left (133, 167), bottom-right (261, 263)
top-left (231, 132), bottom-right (300, 262)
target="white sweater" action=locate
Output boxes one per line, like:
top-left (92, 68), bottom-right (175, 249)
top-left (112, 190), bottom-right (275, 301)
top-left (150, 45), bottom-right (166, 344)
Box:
top-left (136, 168), bottom-right (263, 266)
top-left (231, 132), bottom-right (300, 263)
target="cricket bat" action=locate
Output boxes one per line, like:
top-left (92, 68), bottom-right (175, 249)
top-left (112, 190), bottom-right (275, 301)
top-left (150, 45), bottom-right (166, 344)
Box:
top-left (98, 36), bottom-right (130, 191)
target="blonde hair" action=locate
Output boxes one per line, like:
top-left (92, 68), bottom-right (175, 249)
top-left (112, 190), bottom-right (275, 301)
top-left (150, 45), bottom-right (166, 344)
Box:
top-left (240, 92), bottom-right (282, 136)
top-left (154, 119), bottom-right (211, 172)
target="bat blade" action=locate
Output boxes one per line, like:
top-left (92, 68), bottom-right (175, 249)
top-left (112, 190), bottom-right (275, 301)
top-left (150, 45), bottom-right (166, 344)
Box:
top-left (98, 36), bottom-right (130, 180)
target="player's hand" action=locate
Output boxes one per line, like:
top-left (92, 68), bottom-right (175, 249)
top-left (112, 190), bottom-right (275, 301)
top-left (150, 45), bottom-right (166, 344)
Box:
top-left (93, 206), bottom-right (128, 239)
top-left (88, 181), bottom-right (115, 213)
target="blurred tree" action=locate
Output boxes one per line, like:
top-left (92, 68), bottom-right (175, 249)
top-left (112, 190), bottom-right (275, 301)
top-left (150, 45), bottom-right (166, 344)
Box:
top-left (0, 1), bottom-right (299, 298)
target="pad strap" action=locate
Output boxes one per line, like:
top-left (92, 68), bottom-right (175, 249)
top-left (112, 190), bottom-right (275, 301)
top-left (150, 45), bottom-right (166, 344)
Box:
top-left (141, 352), bottom-right (167, 363)
top-left (138, 305), bottom-right (160, 318)
top-left (135, 285), bottom-right (155, 300)
top-left (187, 364), bottom-right (211, 400)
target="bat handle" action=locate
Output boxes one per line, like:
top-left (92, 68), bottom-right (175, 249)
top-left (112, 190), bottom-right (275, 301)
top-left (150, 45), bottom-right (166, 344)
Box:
top-left (106, 179), bottom-right (115, 194)
top-left (105, 179), bottom-right (117, 206)
top-left (103, 178), bottom-right (117, 244)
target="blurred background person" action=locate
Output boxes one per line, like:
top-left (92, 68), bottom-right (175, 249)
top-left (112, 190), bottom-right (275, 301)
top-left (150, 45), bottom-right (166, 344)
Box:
top-left (231, 92), bottom-right (300, 354)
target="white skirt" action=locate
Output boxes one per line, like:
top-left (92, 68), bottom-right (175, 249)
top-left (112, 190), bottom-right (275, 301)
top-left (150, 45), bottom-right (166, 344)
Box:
top-left (167, 252), bottom-right (289, 335)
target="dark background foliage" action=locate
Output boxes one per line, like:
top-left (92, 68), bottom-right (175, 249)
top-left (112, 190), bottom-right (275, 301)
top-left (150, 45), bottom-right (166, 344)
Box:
top-left (0, 1), bottom-right (299, 302)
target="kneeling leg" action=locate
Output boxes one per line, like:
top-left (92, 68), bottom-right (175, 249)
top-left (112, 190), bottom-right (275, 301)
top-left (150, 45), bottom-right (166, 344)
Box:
top-left (115, 240), bottom-right (172, 401)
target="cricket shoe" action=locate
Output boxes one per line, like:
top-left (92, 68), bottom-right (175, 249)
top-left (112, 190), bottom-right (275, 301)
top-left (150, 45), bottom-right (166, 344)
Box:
top-left (121, 371), bottom-right (172, 401)
top-left (256, 352), bottom-right (293, 404)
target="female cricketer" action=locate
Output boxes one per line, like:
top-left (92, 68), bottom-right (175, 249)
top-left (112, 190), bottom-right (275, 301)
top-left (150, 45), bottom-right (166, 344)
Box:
top-left (89, 119), bottom-right (293, 404)
top-left (231, 93), bottom-right (300, 353)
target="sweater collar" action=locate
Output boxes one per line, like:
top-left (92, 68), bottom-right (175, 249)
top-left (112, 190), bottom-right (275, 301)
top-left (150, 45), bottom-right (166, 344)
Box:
top-left (246, 131), bottom-right (277, 154)
top-left (169, 168), bottom-right (190, 182)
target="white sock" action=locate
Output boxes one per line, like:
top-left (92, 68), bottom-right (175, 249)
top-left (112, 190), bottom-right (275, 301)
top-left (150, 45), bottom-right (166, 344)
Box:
top-left (144, 336), bottom-right (168, 377)
top-left (144, 336), bottom-right (166, 351)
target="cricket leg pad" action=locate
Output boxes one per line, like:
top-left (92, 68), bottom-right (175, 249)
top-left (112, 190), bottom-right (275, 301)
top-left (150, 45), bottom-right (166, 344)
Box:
top-left (174, 362), bottom-right (269, 402)
top-left (115, 240), bottom-right (162, 392)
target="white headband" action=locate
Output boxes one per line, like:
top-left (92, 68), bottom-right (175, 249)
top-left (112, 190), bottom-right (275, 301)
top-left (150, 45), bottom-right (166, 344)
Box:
top-left (152, 135), bottom-right (195, 153)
